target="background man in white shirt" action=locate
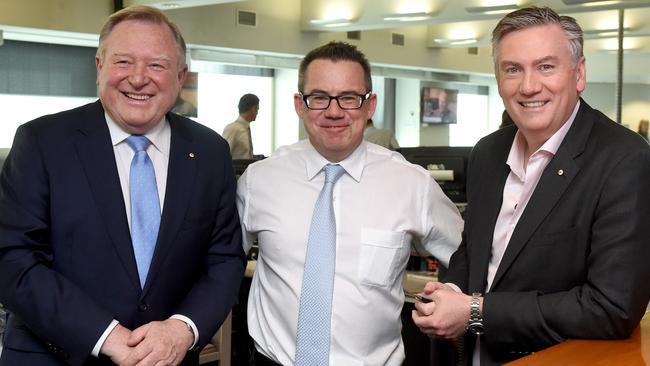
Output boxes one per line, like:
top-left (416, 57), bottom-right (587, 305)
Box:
top-left (223, 93), bottom-right (259, 159)
top-left (237, 41), bottom-right (463, 366)
top-left (412, 6), bottom-right (650, 365)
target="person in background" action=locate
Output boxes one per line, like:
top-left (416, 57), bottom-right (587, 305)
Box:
top-left (412, 6), bottom-right (650, 365)
top-left (237, 41), bottom-right (463, 366)
top-left (499, 109), bottom-right (514, 129)
top-left (638, 119), bottom-right (649, 142)
top-left (0, 6), bottom-right (245, 365)
top-left (364, 118), bottom-right (400, 150)
top-left (223, 93), bottom-right (260, 159)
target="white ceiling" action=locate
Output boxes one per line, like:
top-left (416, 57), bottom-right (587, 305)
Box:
top-left (129, 0), bottom-right (650, 84)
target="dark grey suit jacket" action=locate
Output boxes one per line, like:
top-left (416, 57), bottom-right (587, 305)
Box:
top-left (443, 100), bottom-right (650, 365)
top-left (0, 101), bottom-right (246, 365)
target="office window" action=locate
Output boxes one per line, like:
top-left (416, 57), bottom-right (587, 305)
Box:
top-left (0, 40), bottom-right (98, 148)
top-left (195, 73), bottom-right (273, 157)
top-left (448, 93), bottom-right (490, 146)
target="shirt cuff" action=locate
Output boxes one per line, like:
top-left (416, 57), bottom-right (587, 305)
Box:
top-left (170, 314), bottom-right (198, 349)
top-left (92, 319), bottom-right (119, 357)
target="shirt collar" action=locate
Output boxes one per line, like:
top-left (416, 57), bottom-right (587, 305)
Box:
top-left (236, 116), bottom-right (251, 127)
top-left (507, 100), bottom-right (580, 176)
top-left (303, 140), bottom-right (366, 183)
top-left (105, 113), bottom-right (170, 156)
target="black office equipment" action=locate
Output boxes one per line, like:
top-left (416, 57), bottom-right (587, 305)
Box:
top-left (398, 146), bottom-right (472, 203)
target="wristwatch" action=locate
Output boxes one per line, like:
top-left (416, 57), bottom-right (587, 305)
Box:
top-left (467, 292), bottom-right (484, 335)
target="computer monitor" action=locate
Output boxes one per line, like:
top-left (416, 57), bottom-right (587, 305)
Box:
top-left (398, 146), bottom-right (472, 203)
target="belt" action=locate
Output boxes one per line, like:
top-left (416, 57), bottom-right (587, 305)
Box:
top-left (253, 350), bottom-right (282, 366)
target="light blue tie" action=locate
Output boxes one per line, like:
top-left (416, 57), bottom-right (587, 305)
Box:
top-left (295, 164), bottom-right (345, 366)
top-left (126, 135), bottom-right (161, 289)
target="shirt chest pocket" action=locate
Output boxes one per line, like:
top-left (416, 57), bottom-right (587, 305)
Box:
top-left (358, 228), bottom-right (409, 287)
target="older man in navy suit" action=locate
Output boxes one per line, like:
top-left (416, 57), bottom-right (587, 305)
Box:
top-left (412, 6), bottom-right (650, 365)
top-left (0, 6), bottom-right (245, 366)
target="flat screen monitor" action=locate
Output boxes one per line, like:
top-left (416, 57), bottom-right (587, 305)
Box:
top-left (421, 87), bottom-right (458, 124)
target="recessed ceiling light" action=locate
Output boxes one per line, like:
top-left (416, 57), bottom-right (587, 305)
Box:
top-left (383, 12), bottom-right (431, 22)
top-left (159, 3), bottom-right (181, 9)
top-left (465, 4), bottom-right (519, 14)
top-left (434, 38), bottom-right (478, 46)
top-left (562, 0), bottom-right (622, 5)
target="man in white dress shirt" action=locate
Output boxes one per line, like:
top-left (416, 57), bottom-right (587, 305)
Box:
top-left (237, 41), bottom-right (463, 366)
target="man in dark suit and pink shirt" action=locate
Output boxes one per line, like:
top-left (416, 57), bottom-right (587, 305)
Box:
top-left (412, 6), bottom-right (650, 365)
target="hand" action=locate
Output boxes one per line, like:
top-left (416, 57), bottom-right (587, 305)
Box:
top-left (120, 319), bottom-right (194, 366)
top-left (99, 324), bottom-right (134, 365)
top-left (412, 282), bottom-right (474, 340)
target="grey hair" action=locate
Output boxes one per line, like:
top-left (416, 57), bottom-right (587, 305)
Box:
top-left (492, 6), bottom-right (583, 67)
top-left (96, 5), bottom-right (187, 68)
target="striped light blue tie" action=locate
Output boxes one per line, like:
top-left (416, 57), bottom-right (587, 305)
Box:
top-left (295, 164), bottom-right (345, 366)
top-left (126, 135), bottom-right (161, 289)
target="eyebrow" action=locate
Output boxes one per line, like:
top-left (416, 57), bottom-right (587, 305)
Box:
top-left (499, 55), bottom-right (559, 69)
top-left (306, 88), bottom-right (365, 95)
top-left (110, 52), bottom-right (172, 63)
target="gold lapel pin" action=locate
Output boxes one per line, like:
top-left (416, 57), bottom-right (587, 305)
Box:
top-left (557, 169), bottom-right (564, 176)
top-left (189, 153), bottom-right (195, 158)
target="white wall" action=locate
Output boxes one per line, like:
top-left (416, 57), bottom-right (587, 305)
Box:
top-left (582, 82), bottom-right (650, 132)
top-left (395, 78), bottom-right (421, 147)
top-left (273, 68), bottom-right (300, 150)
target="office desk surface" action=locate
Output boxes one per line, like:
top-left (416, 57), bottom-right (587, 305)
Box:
top-left (506, 312), bottom-right (650, 365)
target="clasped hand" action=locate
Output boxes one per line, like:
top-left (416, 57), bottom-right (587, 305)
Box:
top-left (101, 319), bottom-right (194, 366)
top-left (411, 281), bottom-right (474, 340)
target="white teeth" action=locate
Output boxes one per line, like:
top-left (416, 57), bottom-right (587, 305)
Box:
top-left (126, 93), bottom-right (150, 100)
top-left (522, 101), bottom-right (545, 107)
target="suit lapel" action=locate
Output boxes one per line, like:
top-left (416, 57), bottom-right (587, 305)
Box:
top-left (142, 114), bottom-right (197, 294)
top-left (73, 101), bottom-right (140, 290)
top-left (489, 100), bottom-right (593, 290)
top-left (469, 132), bottom-right (512, 293)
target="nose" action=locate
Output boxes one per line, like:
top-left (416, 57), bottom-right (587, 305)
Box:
top-left (519, 71), bottom-right (541, 96)
top-left (128, 63), bottom-right (149, 88)
top-left (324, 97), bottom-right (345, 118)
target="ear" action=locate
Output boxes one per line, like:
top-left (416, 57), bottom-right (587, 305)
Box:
top-left (575, 56), bottom-right (586, 93)
top-left (365, 93), bottom-right (378, 120)
top-left (294, 93), bottom-right (305, 118)
top-left (177, 64), bottom-right (189, 85)
top-left (95, 56), bottom-right (103, 85)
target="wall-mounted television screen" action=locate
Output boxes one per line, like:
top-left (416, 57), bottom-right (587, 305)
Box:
top-left (421, 87), bottom-right (458, 124)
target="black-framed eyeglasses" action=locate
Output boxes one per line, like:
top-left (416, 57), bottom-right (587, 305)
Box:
top-left (301, 92), bottom-right (372, 110)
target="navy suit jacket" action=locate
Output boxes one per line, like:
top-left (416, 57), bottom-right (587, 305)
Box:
top-left (0, 101), bottom-right (246, 365)
top-left (443, 100), bottom-right (650, 365)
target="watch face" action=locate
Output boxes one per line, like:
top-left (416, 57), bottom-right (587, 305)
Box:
top-left (469, 322), bottom-right (484, 335)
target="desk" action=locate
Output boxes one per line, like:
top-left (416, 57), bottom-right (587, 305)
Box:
top-left (506, 312), bottom-right (650, 365)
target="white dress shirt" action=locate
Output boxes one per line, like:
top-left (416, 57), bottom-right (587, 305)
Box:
top-left (237, 140), bottom-right (463, 366)
top-left (91, 114), bottom-right (198, 356)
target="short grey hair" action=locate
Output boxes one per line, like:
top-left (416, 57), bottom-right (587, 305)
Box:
top-left (96, 5), bottom-right (187, 68)
top-left (492, 6), bottom-right (583, 67)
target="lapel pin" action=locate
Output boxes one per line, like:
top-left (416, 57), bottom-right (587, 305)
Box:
top-left (189, 153), bottom-right (195, 158)
top-left (557, 169), bottom-right (564, 176)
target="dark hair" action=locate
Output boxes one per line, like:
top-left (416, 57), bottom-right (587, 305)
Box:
top-left (97, 5), bottom-right (187, 68)
top-left (298, 41), bottom-right (372, 93)
top-left (492, 6), bottom-right (583, 67)
top-left (238, 94), bottom-right (260, 114)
